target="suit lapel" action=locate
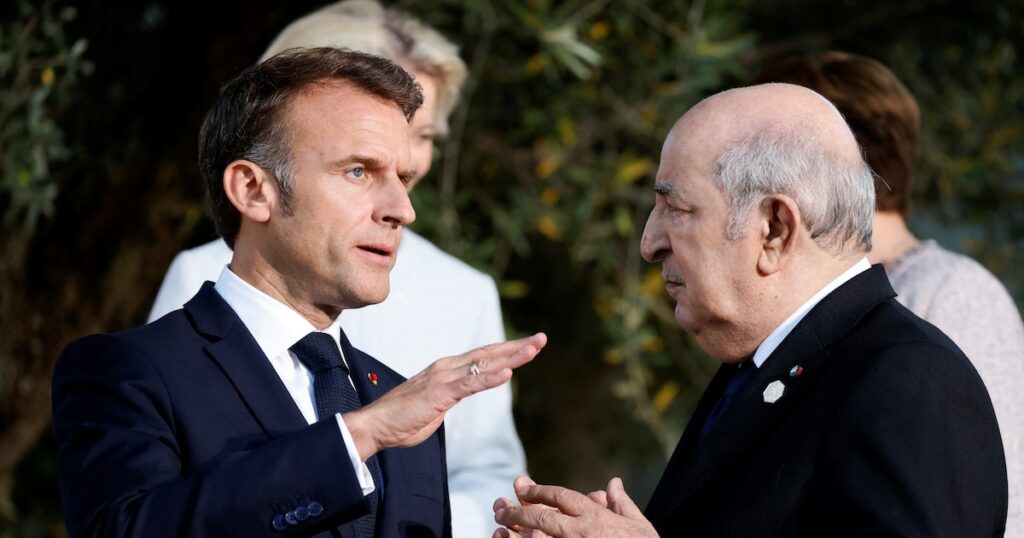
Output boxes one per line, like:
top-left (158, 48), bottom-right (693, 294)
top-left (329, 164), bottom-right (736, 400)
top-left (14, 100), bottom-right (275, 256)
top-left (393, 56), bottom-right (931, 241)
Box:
top-left (646, 265), bottom-right (897, 520)
top-left (339, 328), bottom-right (387, 406)
top-left (645, 364), bottom-right (734, 517)
top-left (672, 321), bottom-right (830, 501)
top-left (338, 326), bottom-right (402, 534)
top-left (185, 283), bottom-right (309, 439)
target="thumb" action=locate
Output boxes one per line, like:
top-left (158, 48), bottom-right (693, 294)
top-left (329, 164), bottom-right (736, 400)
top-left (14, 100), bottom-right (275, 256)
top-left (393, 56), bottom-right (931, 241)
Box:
top-left (514, 475), bottom-right (538, 506)
top-left (606, 477), bottom-right (644, 520)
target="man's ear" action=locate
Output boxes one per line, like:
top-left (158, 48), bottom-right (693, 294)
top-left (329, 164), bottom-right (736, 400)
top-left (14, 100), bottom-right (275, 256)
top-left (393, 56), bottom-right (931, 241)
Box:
top-left (757, 194), bottom-right (801, 275)
top-left (222, 159), bottom-right (277, 224)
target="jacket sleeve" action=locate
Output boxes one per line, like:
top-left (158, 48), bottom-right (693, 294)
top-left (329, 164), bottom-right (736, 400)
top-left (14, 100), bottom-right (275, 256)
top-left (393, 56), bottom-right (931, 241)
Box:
top-left (52, 333), bottom-right (371, 537)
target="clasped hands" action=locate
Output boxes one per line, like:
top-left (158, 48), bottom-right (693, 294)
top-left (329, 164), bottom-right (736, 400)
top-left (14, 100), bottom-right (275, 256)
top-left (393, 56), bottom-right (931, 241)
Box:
top-left (491, 475), bottom-right (659, 538)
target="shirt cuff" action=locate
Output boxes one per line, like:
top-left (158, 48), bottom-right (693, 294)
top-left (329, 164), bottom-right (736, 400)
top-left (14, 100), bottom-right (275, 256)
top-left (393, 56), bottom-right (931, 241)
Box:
top-left (335, 412), bottom-right (376, 496)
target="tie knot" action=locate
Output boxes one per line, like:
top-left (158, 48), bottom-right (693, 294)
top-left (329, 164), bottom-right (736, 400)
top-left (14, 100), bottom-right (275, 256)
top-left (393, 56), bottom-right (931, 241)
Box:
top-left (290, 332), bottom-right (347, 374)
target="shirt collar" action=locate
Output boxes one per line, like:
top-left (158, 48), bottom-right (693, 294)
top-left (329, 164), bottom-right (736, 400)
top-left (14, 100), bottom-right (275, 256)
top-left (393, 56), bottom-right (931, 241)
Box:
top-left (213, 265), bottom-right (343, 358)
top-left (751, 257), bottom-right (871, 368)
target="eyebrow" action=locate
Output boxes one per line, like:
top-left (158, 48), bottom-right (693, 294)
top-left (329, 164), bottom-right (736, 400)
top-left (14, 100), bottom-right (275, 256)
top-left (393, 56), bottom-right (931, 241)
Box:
top-left (398, 168), bottom-right (418, 185)
top-left (328, 154), bottom-right (414, 185)
top-left (653, 182), bottom-right (674, 195)
top-left (327, 154), bottom-right (385, 172)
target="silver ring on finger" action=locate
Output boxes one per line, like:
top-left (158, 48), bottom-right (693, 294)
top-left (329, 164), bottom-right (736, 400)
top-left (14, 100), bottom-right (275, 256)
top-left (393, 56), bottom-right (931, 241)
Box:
top-left (469, 362), bottom-right (481, 376)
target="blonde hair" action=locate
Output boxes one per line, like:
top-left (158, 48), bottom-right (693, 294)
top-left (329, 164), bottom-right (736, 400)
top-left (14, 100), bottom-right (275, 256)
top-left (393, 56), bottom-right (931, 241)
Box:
top-left (260, 0), bottom-right (467, 136)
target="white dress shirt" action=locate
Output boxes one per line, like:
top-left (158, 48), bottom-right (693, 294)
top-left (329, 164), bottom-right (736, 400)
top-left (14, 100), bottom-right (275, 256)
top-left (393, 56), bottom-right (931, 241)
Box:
top-left (214, 266), bottom-right (375, 495)
top-left (751, 258), bottom-right (871, 368)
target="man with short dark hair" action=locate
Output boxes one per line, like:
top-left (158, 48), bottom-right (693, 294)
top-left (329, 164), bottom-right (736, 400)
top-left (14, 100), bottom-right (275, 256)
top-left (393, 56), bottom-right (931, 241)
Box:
top-left (52, 47), bottom-right (545, 538)
top-left (493, 83), bottom-right (1006, 537)
top-left (147, 10), bottom-right (529, 533)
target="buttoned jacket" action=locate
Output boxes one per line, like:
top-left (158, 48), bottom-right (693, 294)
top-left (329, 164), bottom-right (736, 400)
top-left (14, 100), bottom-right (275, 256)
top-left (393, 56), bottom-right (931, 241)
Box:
top-left (645, 266), bottom-right (1007, 537)
top-left (53, 283), bottom-right (451, 537)
top-left (148, 232), bottom-right (524, 537)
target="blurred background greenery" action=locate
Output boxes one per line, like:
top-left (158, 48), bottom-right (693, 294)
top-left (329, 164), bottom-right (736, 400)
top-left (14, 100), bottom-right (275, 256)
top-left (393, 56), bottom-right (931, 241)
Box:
top-left (1, 0), bottom-right (1021, 535)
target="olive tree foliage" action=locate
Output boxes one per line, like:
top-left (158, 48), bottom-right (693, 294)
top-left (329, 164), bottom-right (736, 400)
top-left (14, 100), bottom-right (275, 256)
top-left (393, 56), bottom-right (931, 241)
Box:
top-left (0, 2), bottom-right (91, 229)
top-left (398, 0), bottom-right (755, 488)
top-left (0, 0), bottom-right (91, 522)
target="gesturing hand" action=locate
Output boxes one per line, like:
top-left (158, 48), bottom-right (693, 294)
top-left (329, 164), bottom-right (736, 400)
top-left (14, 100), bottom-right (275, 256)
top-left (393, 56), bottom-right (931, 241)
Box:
top-left (345, 333), bottom-right (547, 460)
top-left (493, 475), bottom-right (658, 538)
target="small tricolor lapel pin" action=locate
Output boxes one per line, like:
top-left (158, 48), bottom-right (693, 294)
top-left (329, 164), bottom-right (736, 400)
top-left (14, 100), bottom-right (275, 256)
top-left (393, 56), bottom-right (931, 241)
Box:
top-left (763, 380), bottom-right (785, 403)
top-left (368, 372), bottom-right (378, 385)
top-left (789, 365), bottom-right (804, 377)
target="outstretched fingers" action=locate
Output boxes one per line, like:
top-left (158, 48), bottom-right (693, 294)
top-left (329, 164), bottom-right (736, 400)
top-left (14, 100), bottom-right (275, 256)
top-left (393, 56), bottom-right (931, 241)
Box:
top-left (345, 333), bottom-right (547, 459)
top-left (460, 333), bottom-right (547, 373)
top-left (443, 333), bottom-right (546, 393)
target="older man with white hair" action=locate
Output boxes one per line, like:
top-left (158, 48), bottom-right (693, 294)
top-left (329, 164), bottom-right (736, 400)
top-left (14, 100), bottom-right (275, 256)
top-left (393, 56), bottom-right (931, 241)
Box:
top-left (493, 83), bottom-right (1007, 537)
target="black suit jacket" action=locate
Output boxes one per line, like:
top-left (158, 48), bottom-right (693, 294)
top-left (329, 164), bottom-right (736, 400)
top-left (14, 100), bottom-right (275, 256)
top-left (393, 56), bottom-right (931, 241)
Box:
top-left (52, 283), bottom-right (451, 537)
top-left (645, 266), bottom-right (1007, 536)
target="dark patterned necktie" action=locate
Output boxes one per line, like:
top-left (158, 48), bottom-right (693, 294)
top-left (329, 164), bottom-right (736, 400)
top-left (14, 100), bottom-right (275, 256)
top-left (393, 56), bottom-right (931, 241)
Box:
top-left (699, 361), bottom-right (756, 442)
top-left (290, 331), bottom-right (381, 537)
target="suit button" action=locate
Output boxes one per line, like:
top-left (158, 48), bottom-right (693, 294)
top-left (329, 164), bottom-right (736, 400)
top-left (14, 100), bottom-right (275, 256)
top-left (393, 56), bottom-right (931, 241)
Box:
top-left (308, 501), bottom-right (323, 517)
top-left (271, 515), bottom-right (288, 531)
top-left (285, 511), bottom-right (298, 525)
top-left (295, 506), bottom-right (310, 521)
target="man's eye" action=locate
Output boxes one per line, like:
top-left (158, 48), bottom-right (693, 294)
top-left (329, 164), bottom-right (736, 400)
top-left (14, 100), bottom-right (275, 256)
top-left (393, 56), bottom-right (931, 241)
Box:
top-left (348, 167), bottom-right (365, 179)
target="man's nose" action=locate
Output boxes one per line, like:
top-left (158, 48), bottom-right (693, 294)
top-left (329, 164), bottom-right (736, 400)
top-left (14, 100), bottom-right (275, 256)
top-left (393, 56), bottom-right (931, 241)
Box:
top-left (640, 211), bottom-right (668, 262)
top-left (379, 176), bottom-right (416, 227)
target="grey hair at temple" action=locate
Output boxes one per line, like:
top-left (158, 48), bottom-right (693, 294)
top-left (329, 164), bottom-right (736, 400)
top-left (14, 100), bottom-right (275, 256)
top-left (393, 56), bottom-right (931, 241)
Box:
top-left (712, 128), bottom-right (876, 255)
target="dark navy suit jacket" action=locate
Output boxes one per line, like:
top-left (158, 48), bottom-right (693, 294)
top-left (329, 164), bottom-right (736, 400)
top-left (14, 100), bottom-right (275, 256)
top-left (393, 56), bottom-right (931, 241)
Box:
top-left (645, 265), bottom-right (1007, 536)
top-left (52, 283), bottom-right (451, 537)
